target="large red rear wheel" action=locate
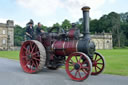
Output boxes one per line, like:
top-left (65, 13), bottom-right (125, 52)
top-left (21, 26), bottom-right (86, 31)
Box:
top-left (91, 52), bottom-right (105, 75)
top-left (20, 40), bottom-right (46, 73)
top-left (65, 52), bottom-right (92, 81)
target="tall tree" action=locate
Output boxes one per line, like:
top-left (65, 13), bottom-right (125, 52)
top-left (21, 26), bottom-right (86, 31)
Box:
top-left (61, 19), bottom-right (71, 31)
top-left (98, 12), bottom-right (121, 47)
top-left (14, 25), bottom-right (24, 46)
top-left (90, 19), bottom-right (99, 33)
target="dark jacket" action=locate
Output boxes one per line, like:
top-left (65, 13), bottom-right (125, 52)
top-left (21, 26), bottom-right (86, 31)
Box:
top-left (36, 27), bottom-right (42, 36)
top-left (26, 26), bottom-right (34, 40)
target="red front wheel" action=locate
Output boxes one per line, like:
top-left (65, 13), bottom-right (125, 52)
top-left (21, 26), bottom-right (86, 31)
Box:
top-left (91, 52), bottom-right (105, 75)
top-left (20, 40), bottom-right (46, 73)
top-left (65, 52), bottom-right (92, 81)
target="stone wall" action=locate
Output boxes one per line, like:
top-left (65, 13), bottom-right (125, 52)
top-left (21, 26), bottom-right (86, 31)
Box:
top-left (0, 20), bottom-right (14, 50)
top-left (91, 32), bottom-right (113, 49)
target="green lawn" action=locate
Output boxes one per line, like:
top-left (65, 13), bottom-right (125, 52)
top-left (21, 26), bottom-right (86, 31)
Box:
top-left (97, 49), bottom-right (128, 76)
top-left (0, 51), bottom-right (19, 60)
top-left (0, 49), bottom-right (128, 76)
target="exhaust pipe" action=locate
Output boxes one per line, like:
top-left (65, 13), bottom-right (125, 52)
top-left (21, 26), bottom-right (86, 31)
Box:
top-left (77, 6), bottom-right (95, 58)
top-left (81, 6), bottom-right (90, 39)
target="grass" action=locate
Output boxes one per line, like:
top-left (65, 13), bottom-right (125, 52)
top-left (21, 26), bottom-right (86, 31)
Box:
top-left (0, 49), bottom-right (128, 76)
top-left (0, 51), bottom-right (19, 60)
top-left (97, 49), bottom-right (128, 76)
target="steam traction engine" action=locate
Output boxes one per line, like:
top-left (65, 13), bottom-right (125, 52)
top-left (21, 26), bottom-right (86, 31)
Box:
top-left (20, 6), bottom-right (105, 81)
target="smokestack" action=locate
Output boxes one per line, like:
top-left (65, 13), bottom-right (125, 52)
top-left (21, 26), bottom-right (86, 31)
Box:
top-left (81, 6), bottom-right (90, 38)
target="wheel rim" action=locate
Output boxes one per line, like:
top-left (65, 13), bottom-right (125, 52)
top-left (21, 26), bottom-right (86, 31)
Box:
top-left (65, 52), bottom-right (92, 81)
top-left (91, 52), bottom-right (105, 75)
top-left (20, 40), bottom-right (46, 73)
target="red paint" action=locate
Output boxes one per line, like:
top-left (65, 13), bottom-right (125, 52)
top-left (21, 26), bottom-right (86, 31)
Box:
top-left (52, 40), bottom-right (78, 56)
top-left (65, 52), bottom-right (91, 81)
top-left (67, 29), bottom-right (75, 39)
top-left (20, 41), bottom-right (40, 73)
top-left (91, 52), bottom-right (105, 75)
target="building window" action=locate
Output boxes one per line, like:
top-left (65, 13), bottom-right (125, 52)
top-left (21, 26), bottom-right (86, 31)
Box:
top-left (107, 40), bottom-right (109, 43)
top-left (3, 30), bottom-right (5, 34)
top-left (3, 39), bottom-right (6, 44)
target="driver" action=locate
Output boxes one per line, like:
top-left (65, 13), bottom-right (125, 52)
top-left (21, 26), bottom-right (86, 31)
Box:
top-left (36, 22), bottom-right (44, 36)
top-left (26, 20), bottom-right (34, 40)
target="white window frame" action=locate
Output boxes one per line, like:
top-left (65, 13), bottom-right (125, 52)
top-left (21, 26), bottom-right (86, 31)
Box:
top-left (3, 30), bottom-right (5, 34)
top-left (3, 39), bottom-right (6, 44)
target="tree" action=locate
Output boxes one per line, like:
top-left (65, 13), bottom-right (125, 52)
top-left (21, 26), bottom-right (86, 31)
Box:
top-left (61, 19), bottom-right (71, 30)
top-left (14, 25), bottom-right (24, 46)
top-left (120, 22), bottom-right (128, 46)
top-left (41, 24), bottom-right (48, 32)
top-left (108, 12), bottom-right (121, 47)
top-left (53, 22), bottom-right (60, 28)
top-left (90, 19), bottom-right (99, 33)
top-left (98, 12), bottom-right (121, 47)
top-left (120, 12), bottom-right (128, 22)
top-left (75, 18), bottom-right (83, 33)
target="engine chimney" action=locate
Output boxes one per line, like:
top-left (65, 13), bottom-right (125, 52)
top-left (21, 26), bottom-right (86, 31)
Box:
top-left (77, 6), bottom-right (95, 58)
top-left (81, 6), bottom-right (90, 39)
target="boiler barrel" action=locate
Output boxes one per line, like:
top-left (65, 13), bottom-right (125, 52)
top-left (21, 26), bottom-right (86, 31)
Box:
top-left (52, 40), bottom-right (78, 56)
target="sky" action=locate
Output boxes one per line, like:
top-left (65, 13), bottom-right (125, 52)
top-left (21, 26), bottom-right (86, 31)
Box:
top-left (0, 0), bottom-right (128, 27)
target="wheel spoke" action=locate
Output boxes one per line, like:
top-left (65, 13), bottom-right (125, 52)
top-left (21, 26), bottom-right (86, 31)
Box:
top-left (82, 66), bottom-right (89, 69)
top-left (82, 60), bottom-right (88, 64)
top-left (75, 56), bottom-right (79, 62)
top-left (28, 46), bottom-right (31, 54)
top-left (30, 42), bottom-right (33, 50)
top-left (22, 56), bottom-right (27, 59)
top-left (81, 69), bottom-right (87, 74)
top-left (24, 59), bottom-right (31, 68)
top-left (96, 58), bottom-right (101, 62)
top-left (97, 63), bottom-right (103, 65)
top-left (78, 55), bottom-right (83, 63)
top-left (95, 66), bottom-right (97, 72)
top-left (32, 60), bottom-right (36, 68)
top-left (31, 45), bottom-right (36, 53)
top-left (94, 54), bottom-right (97, 60)
top-left (32, 57), bottom-right (40, 61)
top-left (96, 66), bottom-right (101, 70)
top-left (23, 46), bottom-right (27, 51)
top-left (30, 63), bottom-right (34, 71)
top-left (70, 59), bottom-right (75, 65)
top-left (70, 68), bottom-right (75, 72)
top-left (75, 70), bottom-right (78, 77)
top-left (78, 71), bottom-right (81, 78)
top-left (69, 62), bottom-right (74, 66)
top-left (35, 60), bottom-right (39, 67)
top-left (25, 47), bottom-right (30, 55)
top-left (32, 51), bottom-right (40, 56)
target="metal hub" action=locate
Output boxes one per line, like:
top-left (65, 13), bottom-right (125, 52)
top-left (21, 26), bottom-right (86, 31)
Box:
top-left (93, 60), bottom-right (97, 66)
top-left (74, 63), bottom-right (80, 70)
top-left (28, 54), bottom-right (32, 59)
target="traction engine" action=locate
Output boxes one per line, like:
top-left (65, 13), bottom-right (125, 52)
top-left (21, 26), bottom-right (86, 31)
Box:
top-left (20, 6), bottom-right (105, 81)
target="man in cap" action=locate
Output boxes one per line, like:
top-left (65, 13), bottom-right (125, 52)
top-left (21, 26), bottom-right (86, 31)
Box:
top-left (26, 20), bottom-right (34, 40)
top-left (36, 22), bottom-right (44, 36)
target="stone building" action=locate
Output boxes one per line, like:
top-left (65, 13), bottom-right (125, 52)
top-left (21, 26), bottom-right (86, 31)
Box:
top-left (91, 32), bottom-right (113, 49)
top-left (0, 20), bottom-right (14, 50)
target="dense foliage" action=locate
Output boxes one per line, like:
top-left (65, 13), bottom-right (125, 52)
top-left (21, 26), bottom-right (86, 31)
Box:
top-left (14, 12), bottom-right (128, 47)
